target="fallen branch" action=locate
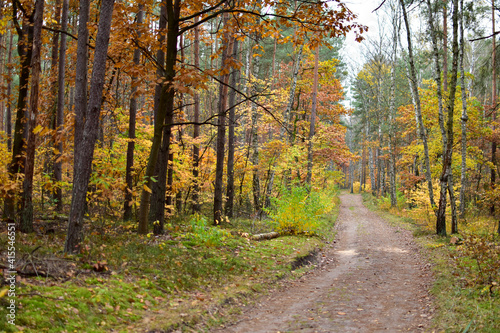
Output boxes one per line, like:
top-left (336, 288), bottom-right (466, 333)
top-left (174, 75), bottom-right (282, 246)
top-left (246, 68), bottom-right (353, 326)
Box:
top-left (251, 231), bottom-right (280, 241)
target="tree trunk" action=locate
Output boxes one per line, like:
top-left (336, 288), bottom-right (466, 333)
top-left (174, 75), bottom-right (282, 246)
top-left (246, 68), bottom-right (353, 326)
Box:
top-left (443, 1), bottom-right (448, 92)
top-left (5, 32), bottom-right (13, 152)
top-left (225, 39), bottom-right (240, 218)
top-left (148, 3), bottom-right (168, 231)
top-left (73, 0), bottom-right (90, 161)
top-left (191, 16), bottom-right (201, 213)
top-left (123, 5), bottom-right (143, 221)
top-left (459, 0), bottom-right (468, 218)
top-left (427, 0), bottom-right (453, 232)
top-left (138, 0), bottom-right (180, 234)
top-left (389, 3), bottom-right (399, 207)
top-left (369, 147), bottom-right (375, 194)
top-left (65, 0), bottom-right (115, 253)
top-left (250, 42), bottom-right (261, 215)
top-left (436, 0), bottom-right (459, 236)
top-left (4, 2), bottom-right (34, 221)
top-left (214, 13), bottom-right (232, 225)
top-left (306, 46), bottom-right (319, 186)
top-left (20, 0), bottom-right (44, 233)
top-left (53, 0), bottom-right (69, 212)
top-left (491, 0), bottom-right (497, 215)
top-left (282, 45), bottom-right (304, 141)
top-left (400, 0), bottom-right (437, 211)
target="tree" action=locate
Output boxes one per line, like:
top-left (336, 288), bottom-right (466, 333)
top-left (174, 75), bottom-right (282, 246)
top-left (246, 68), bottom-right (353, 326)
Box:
top-left (20, 0), bottom-right (44, 233)
top-left (4, 0), bottom-right (35, 221)
top-left (436, 0), bottom-right (460, 236)
top-left (225, 38), bottom-right (240, 218)
top-left (214, 13), bottom-right (232, 225)
top-left (306, 45), bottom-right (319, 186)
top-left (400, 0), bottom-right (437, 212)
top-left (65, 0), bottom-right (115, 253)
top-left (53, 0), bottom-right (69, 212)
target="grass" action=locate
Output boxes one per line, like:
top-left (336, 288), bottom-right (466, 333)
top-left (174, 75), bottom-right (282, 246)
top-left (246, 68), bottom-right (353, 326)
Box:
top-left (361, 192), bottom-right (500, 333)
top-left (0, 192), bottom-right (340, 332)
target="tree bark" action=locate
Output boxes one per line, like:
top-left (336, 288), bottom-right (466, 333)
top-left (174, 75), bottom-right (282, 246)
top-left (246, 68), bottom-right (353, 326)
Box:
top-left (191, 16), bottom-right (201, 213)
top-left (65, 0), bottom-right (115, 253)
top-left (138, 0), bottom-right (179, 234)
top-left (400, 0), bottom-right (437, 211)
top-left (73, 0), bottom-right (90, 161)
top-left (148, 3), bottom-right (168, 232)
top-left (225, 38), bottom-right (240, 218)
top-left (306, 46), bottom-right (319, 186)
top-left (5, 32), bottom-right (13, 152)
top-left (4, 1), bottom-right (34, 221)
top-left (20, 0), bottom-right (44, 233)
top-left (436, 0), bottom-right (459, 236)
top-left (123, 4), bottom-right (144, 221)
top-left (251, 41), bottom-right (261, 215)
top-left (491, 0), bottom-right (497, 215)
top-left (214, 13), bottom-right (232, 225)
top-left (53, 0), bottom-right (69, 212)
top-left (459, 0), bottom-right (468, 218)
top-left (389, 2), bottom-right (399, 207)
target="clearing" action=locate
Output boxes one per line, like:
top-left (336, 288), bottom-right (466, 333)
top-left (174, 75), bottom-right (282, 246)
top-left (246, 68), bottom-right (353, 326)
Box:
top-left (213, 193), bottom-right (434, 332)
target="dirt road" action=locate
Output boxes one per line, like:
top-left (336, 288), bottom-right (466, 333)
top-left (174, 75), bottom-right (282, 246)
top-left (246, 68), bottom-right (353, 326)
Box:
top-left (215, 193), bottom-right (434, 332)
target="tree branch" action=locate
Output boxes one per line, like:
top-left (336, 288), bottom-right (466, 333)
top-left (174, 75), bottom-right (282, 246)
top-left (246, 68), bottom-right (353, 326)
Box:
top-left (470, 30), bottom-right (500, 42)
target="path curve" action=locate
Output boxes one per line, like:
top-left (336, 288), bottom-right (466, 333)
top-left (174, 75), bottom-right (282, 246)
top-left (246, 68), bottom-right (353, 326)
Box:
top-left (214, 193), bottom-right (434, 332)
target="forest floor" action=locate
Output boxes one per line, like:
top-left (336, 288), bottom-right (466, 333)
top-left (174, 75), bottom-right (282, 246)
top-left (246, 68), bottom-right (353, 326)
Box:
top-left (212, 193), bottom-right (435, 333)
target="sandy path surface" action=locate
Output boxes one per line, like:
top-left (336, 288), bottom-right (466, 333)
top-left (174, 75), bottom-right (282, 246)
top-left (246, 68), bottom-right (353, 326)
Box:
top-left (214, 193), bottom-right (434, 333)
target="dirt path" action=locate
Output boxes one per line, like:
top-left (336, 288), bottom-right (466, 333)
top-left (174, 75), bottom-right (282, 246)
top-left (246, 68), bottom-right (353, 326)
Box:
top-left (214, 193), bottom-right (434, 332)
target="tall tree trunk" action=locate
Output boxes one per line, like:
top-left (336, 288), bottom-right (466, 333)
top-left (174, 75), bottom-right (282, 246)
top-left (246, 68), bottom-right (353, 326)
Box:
top-left (214, 13), bottom-right (232, 225)
top-left (53, 0), bottom-right (69, 212)
top-left (65, 0), bottom-right (115, 253)
top-left (306, 46), bottom-right (319, 186)
top-left (436, 0), bottom-right (459, 236)
top-left (73, 0), bottom-right (90, 161)
top-left (4, 2), bottom-right (34, 221)
top-left (427, 0), bottom-right (456, 232)
top-left (491, 0), bottom-right (497, 215)
top-left (400, 0), bottom-right (437, 211)
top-left (123, 4), bottom-right (144, 221)
top-left (20, 0), bottom-right (44, 233)
top-left (389, 2), bottom-right (399, 207)
top-left (191, 16), bottom-right (201, 213)
top-left (443, 0), bottom-right (448, 92)
top-left (369, 147), bottom-right (375, 194)
top-left (5, 32), bottom-right (13, 152)
top-left (459, 0), bottom-right (468, 218)
top-left (250, 39), bottom-right (261, 215)
top-left (138, 0), bottom-right (180, 234)
top-left (225, 39), bottom-right (239, 218)
top-left (148, 3), bottom-right (168, 232)
top-left (282, 45), bottom-right (304, 141)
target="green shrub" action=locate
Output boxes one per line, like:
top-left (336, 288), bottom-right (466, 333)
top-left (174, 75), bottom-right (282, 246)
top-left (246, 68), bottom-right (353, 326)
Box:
top-left (267, 186), bottom-right (334, 235)
top-left (186, 213), bottom-right (232, 247)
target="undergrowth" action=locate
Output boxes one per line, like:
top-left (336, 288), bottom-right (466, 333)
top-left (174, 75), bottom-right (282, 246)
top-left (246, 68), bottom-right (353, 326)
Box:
top-left (266, 186), bottom-right (337, 237)
top-left (0, 187), bottom-right (340, 332)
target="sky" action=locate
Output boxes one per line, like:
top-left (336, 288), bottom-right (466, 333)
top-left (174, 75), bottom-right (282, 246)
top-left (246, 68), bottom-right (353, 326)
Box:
top-left (340, 0), bottom-right (387, 107)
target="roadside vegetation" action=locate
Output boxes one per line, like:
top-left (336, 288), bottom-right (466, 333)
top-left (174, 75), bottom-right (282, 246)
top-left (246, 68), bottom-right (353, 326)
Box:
top-left (0, 186), bottom-right (339, 332)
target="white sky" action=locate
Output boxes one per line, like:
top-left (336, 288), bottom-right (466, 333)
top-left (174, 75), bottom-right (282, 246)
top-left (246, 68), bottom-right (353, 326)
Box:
top-left (340, 0), bottom-right (387, 107)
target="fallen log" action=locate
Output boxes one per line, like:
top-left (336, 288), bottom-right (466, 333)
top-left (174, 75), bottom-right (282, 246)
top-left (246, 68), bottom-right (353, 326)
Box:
top-left (251, 231), bottom-right (280, 241)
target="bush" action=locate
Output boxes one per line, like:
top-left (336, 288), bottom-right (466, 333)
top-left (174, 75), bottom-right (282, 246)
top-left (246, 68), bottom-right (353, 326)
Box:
top-left (186, 213), bottom-right (232, 247)
top-left (267, 186), bottom-right (334, 235)
top-left (452, 233), bottom-right (500, 294)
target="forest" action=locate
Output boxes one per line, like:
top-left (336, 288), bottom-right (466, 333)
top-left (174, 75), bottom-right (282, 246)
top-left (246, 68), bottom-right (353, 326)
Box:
top-left (0, 0), bottom-right (499, 331)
